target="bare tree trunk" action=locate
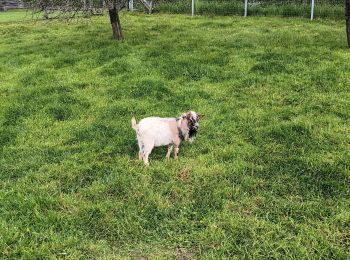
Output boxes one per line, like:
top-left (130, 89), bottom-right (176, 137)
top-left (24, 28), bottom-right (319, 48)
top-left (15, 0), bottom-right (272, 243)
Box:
top-left (43, 7), bottom-right (49, 19)
top-left (149, 1), bottom-right (153, 14)
top-left (346, 0), bottom-right (350, 47)
top-left (109, 5), bottom-right (122, 40)
top-left (89, 0), bottom-right (93, 13)
top-left (0, 0), bottom-right (7, 12)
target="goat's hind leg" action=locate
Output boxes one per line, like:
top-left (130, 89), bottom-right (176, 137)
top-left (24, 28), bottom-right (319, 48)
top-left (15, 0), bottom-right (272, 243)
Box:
top-left (137, 139), bottom-right (144, 161)
top-left (142, 141), bottom-right (154, 166)
top-left (138, 151), bottom-right (143, 160)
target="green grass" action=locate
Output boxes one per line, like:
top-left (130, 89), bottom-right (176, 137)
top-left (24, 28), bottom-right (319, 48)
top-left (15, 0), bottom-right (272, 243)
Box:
top-left (1, 10), bottom-right (350, 258)
top-left (0, 9), bottom-right (32, 23)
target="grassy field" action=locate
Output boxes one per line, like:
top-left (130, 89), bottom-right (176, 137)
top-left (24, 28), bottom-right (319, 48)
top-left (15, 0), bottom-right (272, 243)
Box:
top-left (1, 10), bottom-right (350, 258)
top-left (0, 9), bottom-right (32, 22)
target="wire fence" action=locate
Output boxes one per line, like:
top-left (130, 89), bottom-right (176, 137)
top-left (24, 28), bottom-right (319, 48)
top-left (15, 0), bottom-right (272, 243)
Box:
top-left (1, 0), bottom-right (343, 19)
top-left (154, 0), bottom-right (344, 19)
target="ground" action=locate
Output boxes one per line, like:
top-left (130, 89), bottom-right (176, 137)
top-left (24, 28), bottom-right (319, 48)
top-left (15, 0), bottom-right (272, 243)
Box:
top-left (0, 10), bottom-right (349, 258)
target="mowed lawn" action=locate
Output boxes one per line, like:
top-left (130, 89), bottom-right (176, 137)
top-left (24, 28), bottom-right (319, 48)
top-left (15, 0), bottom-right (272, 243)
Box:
top-left (1, 10), bottom-right (350, 258)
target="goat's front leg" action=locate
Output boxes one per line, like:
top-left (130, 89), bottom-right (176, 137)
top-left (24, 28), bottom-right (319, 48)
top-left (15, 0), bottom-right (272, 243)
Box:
top-left (166, 144), bottom-right (173, 160)
top-left (174, 145), bottom-right (179, 159)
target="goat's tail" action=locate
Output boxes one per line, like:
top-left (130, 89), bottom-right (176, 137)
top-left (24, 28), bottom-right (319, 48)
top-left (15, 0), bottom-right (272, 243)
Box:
top-left (131, 117), bottom-right (138, 130)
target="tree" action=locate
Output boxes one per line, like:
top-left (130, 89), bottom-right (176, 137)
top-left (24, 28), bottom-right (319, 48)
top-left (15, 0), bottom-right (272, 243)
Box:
top-left (27, 0), bottom-right (124, 40)
top-left (0, 0), bottom-right (7, 11)
top-left (108, 0), bottom-right (122, 40)
top-left (346, 0), bottom-right (350, 47)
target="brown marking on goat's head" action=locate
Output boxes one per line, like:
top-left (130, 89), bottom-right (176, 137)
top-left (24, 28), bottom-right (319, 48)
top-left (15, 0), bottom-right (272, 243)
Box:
top-left (180, 111), bottom-right (200, 142)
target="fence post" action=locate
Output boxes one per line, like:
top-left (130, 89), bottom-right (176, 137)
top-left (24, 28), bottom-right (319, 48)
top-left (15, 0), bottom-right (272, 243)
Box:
top-left (192, 0), bottom-right (195, 16)
top-left (244, 0), bottom-right (248, 17)
top-left (310, 0), bottom-right (315, 20)
top-left (129, 0), bottom-right (133, 11)
top-left (346, 0), bottom-right (350, 47)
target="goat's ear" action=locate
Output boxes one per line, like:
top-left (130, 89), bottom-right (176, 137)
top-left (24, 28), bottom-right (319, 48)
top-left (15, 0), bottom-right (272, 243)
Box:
top-left (182, 112), bottom-right (189, 118)
top-left (198, 114), bottom-right (204, 119)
